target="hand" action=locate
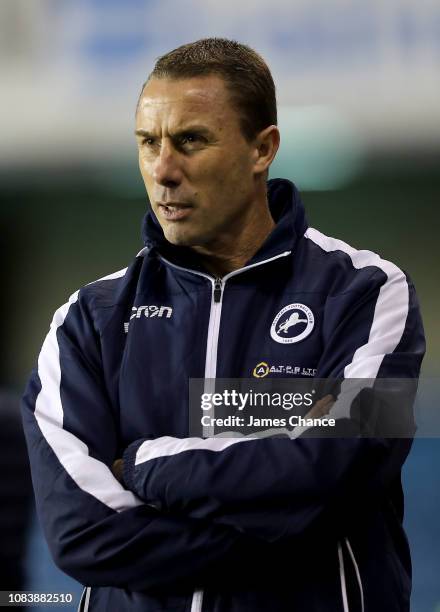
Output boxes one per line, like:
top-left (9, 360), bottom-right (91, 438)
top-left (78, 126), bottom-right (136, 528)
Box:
top-left (305, 394), bottom-right (335, 418)
top-left (112, 458), bottom-right (124, 483)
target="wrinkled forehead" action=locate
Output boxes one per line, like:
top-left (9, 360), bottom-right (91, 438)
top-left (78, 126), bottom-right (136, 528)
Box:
top-left (136, 76), bottom-right (236, 130)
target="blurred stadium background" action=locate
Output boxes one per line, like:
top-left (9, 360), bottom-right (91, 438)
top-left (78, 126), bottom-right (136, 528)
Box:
top-left (1, 0), bottom-right (439, 610)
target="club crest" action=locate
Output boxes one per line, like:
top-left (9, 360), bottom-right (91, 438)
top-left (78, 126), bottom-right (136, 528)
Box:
top-left (270, 303), bottom-right (314, 344)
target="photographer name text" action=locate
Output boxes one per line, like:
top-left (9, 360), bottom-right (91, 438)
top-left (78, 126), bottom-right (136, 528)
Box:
top-left (200, 414), bottom-right (335, 428)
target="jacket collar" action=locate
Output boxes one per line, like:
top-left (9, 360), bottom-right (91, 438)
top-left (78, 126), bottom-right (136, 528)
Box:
top-left (140, 178), bottom-right (308, 270)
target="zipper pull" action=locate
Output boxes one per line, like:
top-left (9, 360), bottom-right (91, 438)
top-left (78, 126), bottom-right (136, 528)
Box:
top-left (214, 278), bottom-right (223, 303)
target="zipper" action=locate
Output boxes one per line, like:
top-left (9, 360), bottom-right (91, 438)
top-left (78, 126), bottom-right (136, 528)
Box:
top-left (202, 277), bottom-right (223, 437)
top-left (158, 252), bottom-right (291, 435)
top-left (213, 278), bottom-right (222, 303)
top-left (204, 276), bottom-right (223, 379)
top-left (159, 251), bottom-right (291, 612)
top-left (158, 251), bottom-right (291, 385)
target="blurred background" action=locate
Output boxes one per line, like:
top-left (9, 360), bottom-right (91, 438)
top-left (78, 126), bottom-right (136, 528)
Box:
top-left (0, 0), bottom-right (439, 610)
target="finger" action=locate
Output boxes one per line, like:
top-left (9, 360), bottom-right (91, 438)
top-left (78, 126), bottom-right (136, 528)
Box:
top-left (306, 394), bottom-right (335, 418)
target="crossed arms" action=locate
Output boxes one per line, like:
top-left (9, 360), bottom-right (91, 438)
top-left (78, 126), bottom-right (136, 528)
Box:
top-left (21, 269), bottom-right (424, 590)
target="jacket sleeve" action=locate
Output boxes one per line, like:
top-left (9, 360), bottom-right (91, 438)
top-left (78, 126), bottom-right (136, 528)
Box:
top-left (121, 264), bottom-right (425, 543)
top-left (22, 289), bottom-right (243, 590)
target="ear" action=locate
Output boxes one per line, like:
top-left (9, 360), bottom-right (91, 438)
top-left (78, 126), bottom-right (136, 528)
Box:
top-left (252, 125), bottom-right (280, 175)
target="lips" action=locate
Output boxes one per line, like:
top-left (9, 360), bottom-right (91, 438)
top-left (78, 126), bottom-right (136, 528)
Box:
top-left (157, 202), bottom-right (193, 221)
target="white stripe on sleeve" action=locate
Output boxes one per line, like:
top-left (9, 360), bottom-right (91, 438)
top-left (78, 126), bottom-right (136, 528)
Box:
top-left (304, 227), bottom-right (409, 379)
top-left (34, 269), bottom-right (142, 512)
top-left (135, 435), bottom-right (257, 466)
top-left (291, 227), bottom-right (410, 429)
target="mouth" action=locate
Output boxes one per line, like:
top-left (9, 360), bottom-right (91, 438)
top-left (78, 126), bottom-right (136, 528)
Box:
top-left (157, 202), bottom-right (193, 221)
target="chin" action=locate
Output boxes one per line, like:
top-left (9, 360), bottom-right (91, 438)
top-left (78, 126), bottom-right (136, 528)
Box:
top-left (164, 228), bottom-right (197, 247)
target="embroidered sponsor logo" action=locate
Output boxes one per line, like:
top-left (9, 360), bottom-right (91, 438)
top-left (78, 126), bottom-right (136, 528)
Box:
top-left (253, 362), bottom-right (270, 378)
top-left (131, 305), bottom-right (173, 319)
top-left (270, 303), bottom-right (314, 344)
top-left (252, 362), bottom-right (317, 378)
top-left (124, 305), bottom-right (173, 333)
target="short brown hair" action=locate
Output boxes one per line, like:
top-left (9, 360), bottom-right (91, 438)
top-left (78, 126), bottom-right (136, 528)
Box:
top-left (139, 37), bottom-right (277, 142)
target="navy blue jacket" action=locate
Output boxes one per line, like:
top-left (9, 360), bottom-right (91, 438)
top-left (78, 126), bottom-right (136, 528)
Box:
top-left (22, 179), bottom-right (425, 612)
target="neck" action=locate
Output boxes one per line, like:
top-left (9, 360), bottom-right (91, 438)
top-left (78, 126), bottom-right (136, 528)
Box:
top-left (191, 199), bottom-right (275, 277)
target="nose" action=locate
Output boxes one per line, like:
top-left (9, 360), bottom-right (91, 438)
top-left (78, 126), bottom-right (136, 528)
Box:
top-left (152, 140), bottom-right (183, 188)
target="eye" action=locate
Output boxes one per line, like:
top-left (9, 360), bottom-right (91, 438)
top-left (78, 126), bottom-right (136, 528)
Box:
top-left (141, 137), bottom-right (156, 146)
top-left (181, 134), bottom-right (198, 144)
top-left (179, 133), bottom-right (207, 150)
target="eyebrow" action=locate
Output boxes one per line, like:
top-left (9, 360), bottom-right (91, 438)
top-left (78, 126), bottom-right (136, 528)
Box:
top-left (135, 125), bottom-right (215, 139)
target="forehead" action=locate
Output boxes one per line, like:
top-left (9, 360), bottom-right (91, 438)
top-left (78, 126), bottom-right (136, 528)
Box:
top-left (136, 75), bottom-right (237, 130)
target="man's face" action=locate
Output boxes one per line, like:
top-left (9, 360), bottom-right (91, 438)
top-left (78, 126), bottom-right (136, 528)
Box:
top-left (136, 75), bottom-right (260, 249)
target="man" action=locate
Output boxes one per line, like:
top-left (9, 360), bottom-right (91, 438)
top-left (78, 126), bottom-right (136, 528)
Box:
top-left (22, 38), bottom-right (425, 612)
